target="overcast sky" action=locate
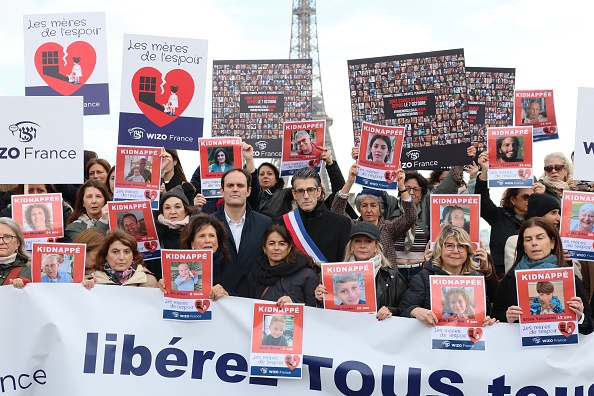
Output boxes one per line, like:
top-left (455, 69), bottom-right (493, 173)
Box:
top-left (1, 0), bottom-right (590, 180)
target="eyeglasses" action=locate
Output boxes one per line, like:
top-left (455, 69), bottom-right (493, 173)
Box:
top-left (296, 138), bottom-right (308, 145)
top-left (0, 235), bottom-right (16, 244)
top-left (444, 242), bottom-right (466, 251)
top-left (293, 187), bottom-right (318, 196)
top-left (405, 186), bottom-right (422, 193)
top-left (519, 193), bottom-right (531, 201)
top-left (544, 164), bottom-right (565, 173)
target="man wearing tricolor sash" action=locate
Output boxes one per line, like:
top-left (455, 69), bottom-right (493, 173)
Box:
top-left (282, 167), bottom-right (351, 264)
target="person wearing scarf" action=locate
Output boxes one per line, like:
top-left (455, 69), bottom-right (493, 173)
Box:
top-left (248, 225), bottom-right (318, 307)
top-left (315, 222), bottom-right (408, 320)
top-left (493, 218), bottom-right (593, 334)
top-left (87, 229), bottom-right (158, 287)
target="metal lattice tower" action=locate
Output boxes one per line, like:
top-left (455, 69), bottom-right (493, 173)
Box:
top-left (289, 0), bottom-right (335, 190)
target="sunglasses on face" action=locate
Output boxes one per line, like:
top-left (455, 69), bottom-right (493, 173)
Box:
top-left (544, 164), bottom-right (565, 173)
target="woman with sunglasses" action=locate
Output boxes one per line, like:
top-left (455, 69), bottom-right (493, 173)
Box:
top-left (476, 151), bottom-right (535, 276)
top-left (533, 152), bottom-right (573, 205)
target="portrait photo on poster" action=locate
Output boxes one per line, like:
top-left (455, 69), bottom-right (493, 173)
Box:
top-left (366, 134), bottom-right (395, 164)
top-left (332, 272), bottom-right (366, 305)
top-left (171, 261), bottom-right (202, 292)
top-left (117, 211), bottom-right (148, 239)
top-left (207, 147), bottom-right (234, 173)
top-left (291, 129), bottom-right (319, 157)
top-left (441, 286), bottom-right (476, 319)
top-left (570, 202), bottom-right (594, 233)
top-left (22, 203), bottom-right (53, 231)
top-left (528, 281), bottom-right (565, 315)
top-left (261, 314), bottom-right (294, 347)
top-left (495, 135), bottom-right (524, 163)
top-left (440, 205), bottom-right (470, 233)
top-left (521, 98), bottom-right (548, 124)
top-left (124, 155), bottom-right (154, 183)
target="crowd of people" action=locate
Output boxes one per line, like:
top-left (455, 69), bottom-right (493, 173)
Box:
top-left (1, 143), bottom-right (593, 334)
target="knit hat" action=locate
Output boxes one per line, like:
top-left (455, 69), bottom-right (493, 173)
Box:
top-left (349, 222), bottom-right (381, 241)
top-left (160, 185), bottom-right (189, 207)
top-left (526, 193), bottom-right (560, 219)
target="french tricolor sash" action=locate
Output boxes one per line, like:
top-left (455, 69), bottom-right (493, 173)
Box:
top-left (282, 210), bottom-right (328, 264)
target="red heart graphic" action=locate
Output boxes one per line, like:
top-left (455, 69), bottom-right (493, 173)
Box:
top-left (144, 190), bottom-right (151, 199)
top-left (518, 169), bottom-right (531, 181)
top-left (34, 41), bottom-right (96, 96)
top-left (308, 159), bottom-right (321, 168)
top-left (558, 321), bottom-right (576, 337)
top-left (131, 67), bottom-right (194, 127)
top-left (143, 241), bottom-right (151, 250)
top-left (384, 171), bottom-right (397, 184)
top-left (284, 355), bottom-right (300, 370)
top-left (150, 191), bottom-right (158, 201)
top-left (148, 241), bottom-right (158, 252)
top-left (194, 299), bottom-right (211, 313)
top-left (467, 327), bottom-right (483, 343)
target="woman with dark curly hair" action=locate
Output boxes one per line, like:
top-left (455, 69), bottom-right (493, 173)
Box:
top-left (24, 203), bottom-right (52, 231)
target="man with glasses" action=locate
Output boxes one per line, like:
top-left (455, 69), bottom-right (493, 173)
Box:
top-left (213, 168), bottom-right (272, 282)
top-left (281, 167), bottom-right (351, 263)
top-left (295, 130), bottom-right (318, 156)
top-left (40, 254), bottom-right (73, 283)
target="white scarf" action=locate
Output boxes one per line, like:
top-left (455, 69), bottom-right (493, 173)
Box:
top-left (158, 214), bottom-right (190, 230)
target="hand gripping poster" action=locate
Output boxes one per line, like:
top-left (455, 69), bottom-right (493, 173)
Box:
top-left (11, 193), bottom-right (64, 250)
top-left (514, 90), bottom-right (558, 142)
top-left (355, 122), bottom-right (404, 190)
top-left (118, 34), bottom-right (208, 150)
top-left (321, 262), bottom-right (377, 313)
top-left (23, 12), bottom-right (109, 115)
top-left (280, 121), bottom-right (325, 176)
top-left (250, 303), bottom-right (304, 379)
top-left (430, 275), bottom-right (487, 351)
top-left (515, 267), bottom-right (578, 347)
top-left (487, 126), bottom-right (533, 188)
top-left (430, 194), bottom-right (480, 249)
top-left (211, 59), bottom-right (313, 159)
top-left (348, 48), bottom-right (471, 169)
top-left (198, 137), bottom-right (242, 197)
top-left (560, 191), bottom-right (594, 261)
top-left (466, 67), bottom-right (516, 151)
top-left (31, 242), bottom-right (85, 283)
top-left (161, 249), bottom-right (213, 321)
top-left (113, 146), bottom-right (162, 210)
top-left (107, 200), bottom-right (160, 260)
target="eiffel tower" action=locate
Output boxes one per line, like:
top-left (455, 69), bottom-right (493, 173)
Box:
top-left (289, 0), bottom-right (335, 191)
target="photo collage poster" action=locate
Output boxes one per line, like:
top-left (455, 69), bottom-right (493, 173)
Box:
top-left (212, 59), bottom-right (312, 158)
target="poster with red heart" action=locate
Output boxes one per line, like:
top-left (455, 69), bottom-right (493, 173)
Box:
top-left (514, 90), bottom-right (558, 142)
top-left (250, 303), bottom-right (304, 379)
top-left (113, 145), bottom-right (162, 210)
top-left (118, 34), bottom-right (208, 151)
top-left (487, 126), bottom-right (533, 188)
top-left (280, 120), bottom-right (325, 177)
top-left (198, 137), bottom-right (242, 198)
top-left (23, 12), bottom-right (109, 115)
top-left (11, 193), bottom-right (64, 251)
top-left (107, 200), bottom-right (160, 261)
top-left (515, 267), bottom-right (578, 347)
top-left (429, 194), bottom-right (481, 250)
top-left (429, 275), bottom-right (487, 351)
top-left (354, 121), bottom-right (405, 190)
top-left (161, 249), bottom-right (213, 321)
top-left (212, 59), bottom-right (313, 159)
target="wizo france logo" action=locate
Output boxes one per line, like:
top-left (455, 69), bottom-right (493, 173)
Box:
top-left (407, 150), bottom-right (421, 161)
top-left (9, 121), bottom-right (39, 143)
top-left (128, 127), bottom-right (145, 140)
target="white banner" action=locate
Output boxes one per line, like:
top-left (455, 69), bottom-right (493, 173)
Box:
top-left (574, 87), bottom-right (594, 182)
top-left (2, 285), bottom-right (594, 395)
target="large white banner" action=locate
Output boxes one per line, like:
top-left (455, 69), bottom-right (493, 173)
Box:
top-left (1, 285), bottom-right (593, 395)
top-left (0, 96), bottom-right (84, 184)
top-left (573, 87), bottom-right (594, 182)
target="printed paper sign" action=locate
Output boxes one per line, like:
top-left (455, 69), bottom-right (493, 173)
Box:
top-left (430, 194), bottom-right (480, 249)
top-left (430, 275), bottom-right (487, 351)
top-left (11, 193), bottom-right (64, 251)
top-left (516, 267), bottom-right (578, 347)
top-left (355, 121), bottom-right (404, 190)
top-left (487, 126), bottom-right (533, 187)
top-left (107, 200), bottom-right (160, 260)
top-left (347, 48), bottom-right (470, 169)
top-left (514, 90), bottom-right (557, 142)
top-left (161, 249), bottom-right (213, 321)
top-left (560, 191), bottom-right (594, 261)
top-left (280, 121), bottom-right (325, 176)
top-left (250, 303), bottom-right (304, 379)
top-left (31, 242), bottom-right (85, 283)
top-left (211, 59), bottom-right (313, 158)
top-left (466, 67), bottom-right (516, 152)
top-left (198, 137), bottom-right (242, 197)
top-left (118, 34), bottom-right (208, 150)
top-left (23, 12), bottom-right (109, 115)
top-left (0, 96), bottom-right (84, 184)
top-left (113, 145), bottom-right (162, 210)
top-left (321, 262), bottom-right (377, 313)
